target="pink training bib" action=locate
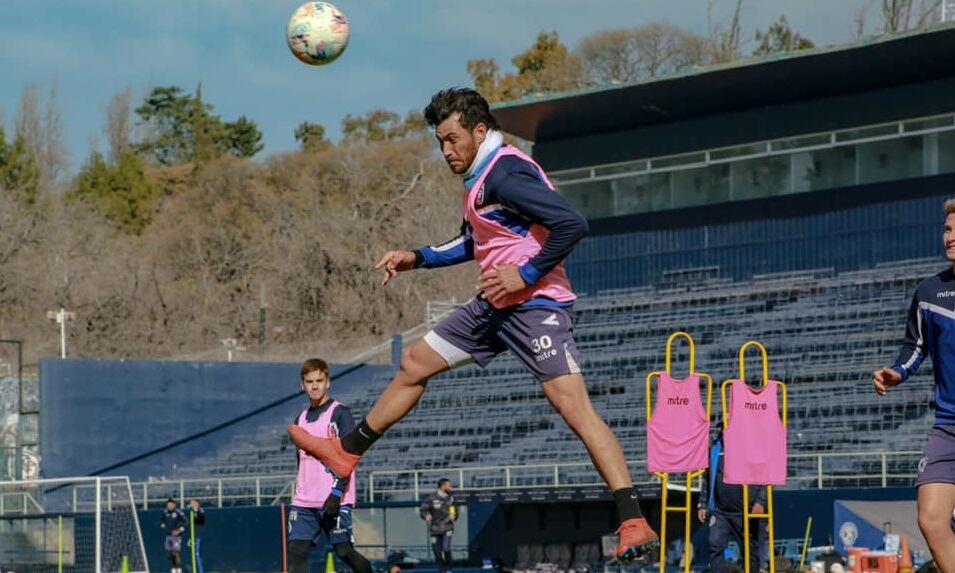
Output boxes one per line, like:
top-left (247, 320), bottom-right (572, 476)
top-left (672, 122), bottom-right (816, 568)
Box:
top-left (647, 373), bottom-right (710, 473)
top-left (723, 380), bottom-right (787, 486)
top-left (464, 146), bottom-right (576, 309)
top-left (292, 401), bottom-right (357, 507)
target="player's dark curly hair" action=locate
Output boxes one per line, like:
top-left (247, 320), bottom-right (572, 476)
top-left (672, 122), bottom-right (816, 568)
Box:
top-left (424, 88), bottom-right (501, 131)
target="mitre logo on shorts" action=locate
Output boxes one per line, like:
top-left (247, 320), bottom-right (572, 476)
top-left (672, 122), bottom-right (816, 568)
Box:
top-left (667, 397), bottom-right (690, 406)
top-left (476, 184), bottom-right (486, 206)
top-left (918, 457), bottom-right (929, 472)
top-left (936, 291), bottom-right (955, 298)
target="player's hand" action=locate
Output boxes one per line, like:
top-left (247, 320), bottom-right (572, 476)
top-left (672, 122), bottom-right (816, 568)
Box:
top-left (478, 265), bottom-right (526, 303)
top-left (425, 514), bottom-right (433, 522)
top-left (322, 493), bottom-right (342, 517)
top-left (697, 508), bottom-right (707, 523)
top-left (873, 367), bottom-right (902, 396)
top-left (374, 250), bottom-right (417, 287)
top-left (751, 503), bottom-right (765, 515)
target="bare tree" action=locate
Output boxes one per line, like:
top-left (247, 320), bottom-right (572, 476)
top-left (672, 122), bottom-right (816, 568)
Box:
top-left (41, 82), bottom-right (67, 189)
top-left (853, 3), bottom-right (870, 39)
top-left (578, 23), bottom-right (712, 85)
top-left (104, 88), bottom-right (133, 164)
top-left (708, 0), bottom-right (744, 64)
top-left (14, 85), bottom-right (40, 159)
top-left (879, 0), bottom-right (942, 32)
top-left (14, 83), bottom-right (66, 193)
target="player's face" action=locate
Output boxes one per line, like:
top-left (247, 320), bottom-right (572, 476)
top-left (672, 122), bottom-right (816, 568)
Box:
top-left (166, 501), bottom-right (175, 511)
top-left (435, 112), bottom-right (486, 174)
top-left (945, 213), bottom-right (955, 262)
top-left (301, 369), bottom-right (330, 404)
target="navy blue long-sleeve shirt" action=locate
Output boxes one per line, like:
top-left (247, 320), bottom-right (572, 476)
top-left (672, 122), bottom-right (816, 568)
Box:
top-left (160, 507), bottom-right (186, 536)
top-left (414, 151), bottom-right (588, 294)
top-left (891, 267), bottom-right (955, 425)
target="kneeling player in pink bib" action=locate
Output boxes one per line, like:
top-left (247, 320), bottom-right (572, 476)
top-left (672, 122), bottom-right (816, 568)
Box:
top-left (287, 88), bottom-right (658, 561)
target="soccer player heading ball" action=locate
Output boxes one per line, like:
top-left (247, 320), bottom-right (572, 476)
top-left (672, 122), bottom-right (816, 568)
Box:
top-left (288, 88), bottom-right (659, 561)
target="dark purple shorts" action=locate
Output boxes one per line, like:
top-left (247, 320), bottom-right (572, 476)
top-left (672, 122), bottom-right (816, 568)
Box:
top-left (916, 425), bottom-right (955, 487)
top-left (423, 297), bottom-right (582, 382)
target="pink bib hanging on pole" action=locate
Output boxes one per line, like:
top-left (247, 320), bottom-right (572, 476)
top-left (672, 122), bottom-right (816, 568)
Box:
top-left (723, 380), bottom-right (787, 486)
top-left (647, 373), bottom-right (710, 473)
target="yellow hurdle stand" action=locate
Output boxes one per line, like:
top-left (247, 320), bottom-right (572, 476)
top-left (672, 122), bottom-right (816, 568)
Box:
top-left (645, 332), bottom-right (713, 573)
top-left (720, 341), bottom-right (788, 573)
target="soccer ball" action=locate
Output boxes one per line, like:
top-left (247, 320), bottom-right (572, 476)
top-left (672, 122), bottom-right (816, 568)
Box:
top-left (286, 2), bottom-right (349, 66)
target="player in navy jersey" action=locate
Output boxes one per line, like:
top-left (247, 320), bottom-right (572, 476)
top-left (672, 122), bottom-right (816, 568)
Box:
top-left (160, 498), bottom-right (186, 573)
top-left (873, 198), bottom-right (955, 571)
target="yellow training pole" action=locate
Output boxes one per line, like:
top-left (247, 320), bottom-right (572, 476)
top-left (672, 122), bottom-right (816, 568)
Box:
top-left (743, 485), bottom-right (751, 573)
top-left (767, 486), bottom-right (776, 573)
top-left (683, 472), bottom-right (692, 573)
top-left (799, 516), bottom-right (813, 571)
top-left (58, 515), bottom-right (63, 573)
top-left (658, 472), bottom-right (669, 573)
top-left (191, 510), bottom-right (197, 573)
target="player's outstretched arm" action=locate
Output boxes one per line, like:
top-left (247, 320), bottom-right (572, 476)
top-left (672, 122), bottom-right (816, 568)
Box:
top-left (374, 250), bottom-right (417, 287)
top-left (872, 367), bottom-right (902, 396)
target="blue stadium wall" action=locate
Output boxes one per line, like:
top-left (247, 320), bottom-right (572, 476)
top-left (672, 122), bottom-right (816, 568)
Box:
top-left (38, 358), bottom-right (387, 480)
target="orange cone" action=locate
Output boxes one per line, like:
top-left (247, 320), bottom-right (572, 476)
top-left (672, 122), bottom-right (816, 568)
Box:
top-left (898, 535), bottom-right (913, 573)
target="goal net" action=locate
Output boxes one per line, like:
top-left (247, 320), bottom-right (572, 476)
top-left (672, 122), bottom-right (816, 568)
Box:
top-left (0, 476), bottom-right (148, 573)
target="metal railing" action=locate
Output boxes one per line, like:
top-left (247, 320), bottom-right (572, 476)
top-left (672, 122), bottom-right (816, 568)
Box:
top-left (75, 475), bottom-right (298, 510)
top-left (106, 449), bottom-right (922, 508)
top-left (0, 492), bottom-right (42, 515)
top-left (365, 450), bottom-right (923, 502)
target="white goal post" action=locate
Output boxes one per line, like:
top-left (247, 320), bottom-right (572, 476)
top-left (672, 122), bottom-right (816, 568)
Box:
top-left (0, 476), bottom-right (148, 573)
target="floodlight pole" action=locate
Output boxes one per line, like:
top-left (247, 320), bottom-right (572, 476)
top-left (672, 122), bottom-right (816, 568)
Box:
top-left (221, 338), bottom-right (243, 362)
top-left (46, 308), bottom-right (75, 359)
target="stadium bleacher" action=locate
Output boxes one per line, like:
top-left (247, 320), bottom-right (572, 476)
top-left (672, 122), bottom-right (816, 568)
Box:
top-left (177, 257), bottom-right (941, 496)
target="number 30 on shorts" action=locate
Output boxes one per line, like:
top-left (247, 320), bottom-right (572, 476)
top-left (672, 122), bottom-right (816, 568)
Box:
top-left (531, 335), bottom-right (552, 353)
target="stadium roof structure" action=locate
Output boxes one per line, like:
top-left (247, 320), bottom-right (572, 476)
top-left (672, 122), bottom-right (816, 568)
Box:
top-left (492, 23), bottom-right (955, 143)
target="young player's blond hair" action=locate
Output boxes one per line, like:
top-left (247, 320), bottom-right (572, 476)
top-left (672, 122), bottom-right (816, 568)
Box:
top-left (945, 198), bottom-right (955, 215)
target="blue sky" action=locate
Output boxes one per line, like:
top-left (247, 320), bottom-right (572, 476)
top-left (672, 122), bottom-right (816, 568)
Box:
top-left (0, 0), bottom-right (876, 172)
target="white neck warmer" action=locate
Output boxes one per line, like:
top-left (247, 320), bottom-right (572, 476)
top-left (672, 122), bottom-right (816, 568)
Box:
top-left (463, 130), bottom-right (504, 179)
